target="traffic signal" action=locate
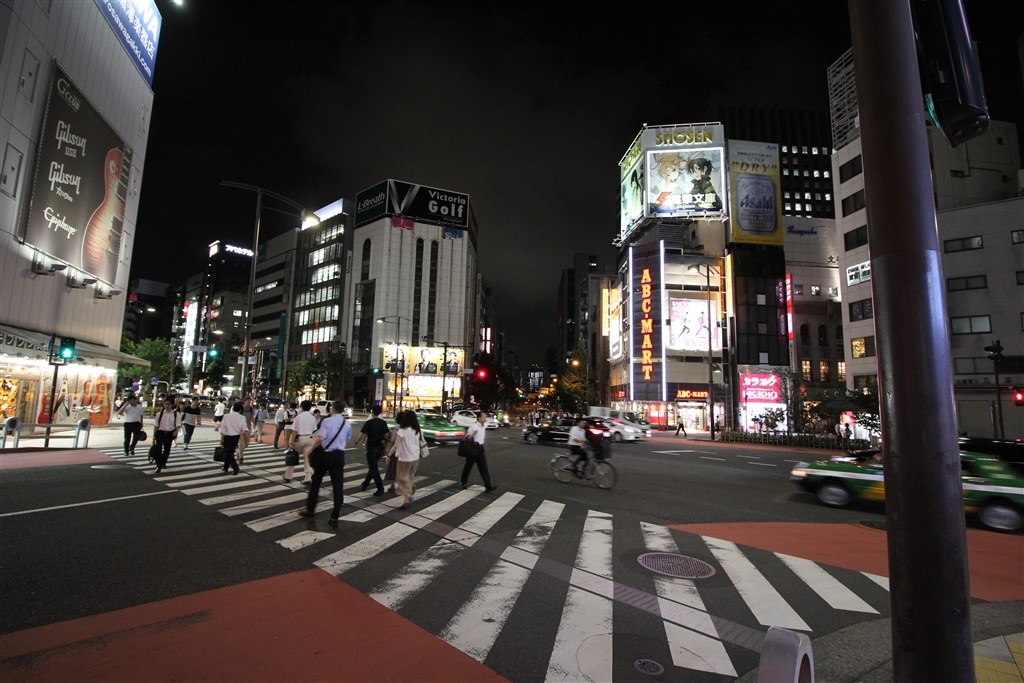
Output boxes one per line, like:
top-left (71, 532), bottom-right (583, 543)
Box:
top-left (475, 367), bottom-right (488, 381)
top-left (58, 337), bottom-right (76, 361)
top-left (983, 341), bottom-right (1004, 361)
top-left (1014, 388), bottom-right (1024, 407)
top-left (207, 348), bottom-right (219, 358)
top-left (371, 367), bottom-right (381, 376)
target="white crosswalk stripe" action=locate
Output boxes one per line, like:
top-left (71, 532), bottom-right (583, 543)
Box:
top-left (93, 443), bottom-right (892, 680)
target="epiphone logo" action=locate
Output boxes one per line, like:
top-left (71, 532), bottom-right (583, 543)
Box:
top-left (57, 78), bottom-right (80, 112)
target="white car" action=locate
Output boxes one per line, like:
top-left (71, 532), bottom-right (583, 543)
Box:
top-left (604, 417), bottom-right (646, 442)
top-left (451, 410), bottom-right (500, 429)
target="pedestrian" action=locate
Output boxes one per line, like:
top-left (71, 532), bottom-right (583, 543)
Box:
top-left (352, 404), bottom-right (389, 496)
top-left (242, 397), bottom-right (254, 433)
top-left (298, 400), bottom-right (352, 526)
top-left (213, 398), bottom-right (226, 426)
top-left (181, 397), bottom-right (202, 451)
top-left (281, 402), bottom-right (297, 450)
top-left (843, 423), bottom-right (852, 442)
top-left (217, 401), bottom-right (246, 475)
top-left (384, 410), bottom-right (426, 509)
top-left (152, 398), bottom-right (181, 473)
top-left (273, 402), bottom-right (289, 448)
top-left (115, 392), bottom-right (144, 456)
top-left (253, 403), bottom-right (269, 442)
top-left (286, 400), bottom-right (318, 486)
top-left (675, 418), bottom-right (687, 437)
top-left (461, 411), bottom-right (497, 493)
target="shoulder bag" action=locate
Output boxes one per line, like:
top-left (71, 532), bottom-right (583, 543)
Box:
top-left (457, 438), bottom-right (477, 458)
top-left (419, 432), bottom-right (430, 458)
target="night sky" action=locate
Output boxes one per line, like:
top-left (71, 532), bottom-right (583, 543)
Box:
top-left (132, 1), bottom-right (1024, 365)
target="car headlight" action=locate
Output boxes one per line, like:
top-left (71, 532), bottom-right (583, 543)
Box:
top-left (790, 463), bottom-right (809, 480)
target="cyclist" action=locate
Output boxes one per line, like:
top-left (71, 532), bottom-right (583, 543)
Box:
top-left (567, 418), bottom-right (589, 478)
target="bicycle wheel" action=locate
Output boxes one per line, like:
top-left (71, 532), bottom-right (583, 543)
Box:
top-left (592, 461), bottom-right (618, 489)
top-left (551, 455), bottom-right (573, 483)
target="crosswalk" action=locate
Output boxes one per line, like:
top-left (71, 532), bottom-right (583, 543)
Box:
top-left (102, 440), bottom-right (891, 681)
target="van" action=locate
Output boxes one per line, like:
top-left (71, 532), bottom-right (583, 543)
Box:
top-left (587, 406), bottom-right (652, 438)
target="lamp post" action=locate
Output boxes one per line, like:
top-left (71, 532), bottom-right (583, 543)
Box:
top-left (984, 339), bottom-right (1005, 439)
top-left (689, 262), bottom-right (720, 440)
top-left (376, 316), bottom-right (410, 415)
top-left (221, 181), bottom-right (319, 403)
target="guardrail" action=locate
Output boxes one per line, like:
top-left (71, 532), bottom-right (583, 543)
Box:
top-left (1, 417), bottom-right (92, 449)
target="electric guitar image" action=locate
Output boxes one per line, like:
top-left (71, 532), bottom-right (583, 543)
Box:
top-left (82, 146), bottom-right (131, 280)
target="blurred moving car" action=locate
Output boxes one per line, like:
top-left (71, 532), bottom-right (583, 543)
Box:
top-left (791, 439), bottom-right (1024, 532)
top-left (522, 418), bottom-right (575, 444)
top-left (601, 417), bottom-right (645, 442)
top-left (418, 414), bottom-right (466, 446)
top-left (451, 409), bottom-right (499, 430)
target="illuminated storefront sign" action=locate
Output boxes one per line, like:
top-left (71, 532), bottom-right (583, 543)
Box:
top-left (667, 298), bottom-right (721, 352)
top-left (674, 386), bottom-right (710, 401)
top-left (728, 139), bottom-right (783, 245)
top-left (643, 124), bottom-right (726, 221)
top-left (785, 273), bottom-right (794, 341)
top-left (629, 247), bottom-right (664, 400)
top-left (94, 0), bottom-right (162, 87)
top-left (741, 373), bottom-right (781, 403)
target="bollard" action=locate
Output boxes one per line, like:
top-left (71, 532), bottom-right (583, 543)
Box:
top-left (2, 416), bottom-right (22, 448)
top-left (74, 417), bottom-right (92, 448)
top-left (757, 626), bottom-right (814, 683)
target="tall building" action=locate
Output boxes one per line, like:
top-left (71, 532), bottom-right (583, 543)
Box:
top-left (1, 1), bottom-right (158, 425)
top-left (827, 47), bottom-right (1024, 439)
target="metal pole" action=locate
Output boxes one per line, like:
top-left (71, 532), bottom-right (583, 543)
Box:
top-left (991, 342), bottom-right (1004, 439)
top-left (240, 189), bottom-right (262, 402)
top-left (849, 1), bottom-right (973, 679)
top-left (45, 358), bottom-right (58, 447)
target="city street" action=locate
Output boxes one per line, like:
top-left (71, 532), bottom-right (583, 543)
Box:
top-left (1, 423), bottom-right (1021, 682)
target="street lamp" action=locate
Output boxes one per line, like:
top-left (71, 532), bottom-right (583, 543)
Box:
top-left (377, 316), bottom-right (410, 415)
top-left (984, 340), bottom-right (1005, 439)
top-left (688, 261), bottom-right (720, 440)
top-left (221, 181), bottom-right (319, 402)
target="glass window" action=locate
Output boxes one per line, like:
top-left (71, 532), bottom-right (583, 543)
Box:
top-left (944, 236), bottom-right (983, 253)
top-left (800, 323), bottom-right (810, 345)
top-left (801, 146), bottom-right (808, 154)
top-left (839, 155), bottom-right (863, 182)
top-left (813, 170), bottom-right (820, 178)
top-left (837, 361), bottom-right (846, 381)
top-left (812, 147), bottom-right (819, 155)
top-left (804, 192), bottom-right (811, 200)
top-left (851, 336), bottom-right (876, 359)
top-left (844, 225), bottom-right (869, 250)
top-left (818, 325), bottom-right (828, 346)
top-left (819, 361), bottom-right (830, 382)
top-left (827, 286), bottom-right (838, 297)
top-left (947, 275), bottom-right (987, 291)
top-left (793, 284), bottom-right (803, 295)
top-left (782, 146), bottom-right (789, 153)
top-left (801, 360), bottom-right (811, 381)
top-left (825, 192), bottom-right (832, 200)
top-left (784, 202), bottom-right (792, 211)
top-left (823, 170), bottom-right (831, 178)
top-left (795, 203), bottom-right (803, 211)
top-left (810, 285), bottom-right (821, 296)
top-left (1011, 230), bottom-right (1023, 244)
top-left (950, 315), bottom-right (991, 334)
top-left (783, 169), bottom-right (790, 176)
top-left (841, 189), bottom-right (866, 216)
top-left (756, 294), bottom-right (767, 305)
top-left (1017, 271), bottom-right (1024, 285)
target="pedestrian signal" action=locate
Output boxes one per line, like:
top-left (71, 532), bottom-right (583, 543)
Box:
top-left (58, 337), bottom-right (76, 361)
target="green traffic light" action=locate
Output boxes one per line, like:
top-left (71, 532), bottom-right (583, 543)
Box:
top-left (208, 348), bottom-right (219, 358)
top-left (58, 337), bottom-right (76, 360)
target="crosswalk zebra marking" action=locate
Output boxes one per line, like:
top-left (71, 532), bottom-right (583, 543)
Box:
top-left (863, 572), bottom-right (890, 590)
top-left (200, 485), bottom-right (289, 506)
top-left (440, 499), bottom-right (564, 663)
top-left (547, 510), bottom-right (614, 682)
top-left (278, 529), bottom-right (335, 551)
top-left (181, 479), bottom-right (272, 496)
top-left (703, 536), bottom-right (810, 631)
top-left (640, 522), bottom-right (736, 677)
top-left (220, 492), bottom-right (308, 516)
top-left (775, 553), bottom-right (878, 613)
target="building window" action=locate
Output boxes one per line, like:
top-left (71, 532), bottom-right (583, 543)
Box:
top-left (360, 239), bottom-right (371, 280)
top-left (824, 192), bottom-right (832, 200)
top-left (844, 225), bottom-right (868, 250)
top-left (847, 261), bottom-right (872, 286)
top-left (758, 322), bottom-right (768, 334)
top-left (801, 146), bottom-right (808, 154)
top-left (853, 374), bottom-right (877, 391)
top-left (801, 360), bottom-right (811, 381)
top-left (837, 361), bottom-right (846, 382)
top-left (1012, 229), bottom-right (1024, 244)
top-left (819, 361), bottom-right (830, 382)
top-left (756, 294), bottom-right (767, 305)
top-left (793, 284), bottom-right (803, 295)
top-left (795, 203), bottom-right (803, 211)
top-left (946, 275), bottom-right (987, 291)
top-left (1017, 271), bottom-right (1024, 285)
top-left (782, 146), bottom-right (789, 152)
top-left (784, 202), bottom-right (792, 210)
top-left (950, 315), bottom-right (991, 334)
top-left (944, 236), bottom-right (983, 253)
top-left (800, 323), bottom-right (810, 345)
top-left (812, 147), bottom-right (820, 155)
top-left (954, 357), bottom-right (996, 374)
top-left (813, 170), bottom-right (821, 178)
top-left (839, 155), bottom-right (863, 182)
top-left (851, 336), bottom-right (876, 359)
top-left (823, 171), bottom-right (831, 179)
top-left (784, 191), bottom-right (791, 199)
top-left (810, 285), bottom-right (821, 296)
top-left (827, 286), bottom-right (838, 297)
top-left (849, 298), bottom-right (874, 321)
top-left (841, 189), bottom-right (866, 216)
top-left (783, 169), bottom-right (790, 176)
top-left (818, 325), bottom-right (828, 346)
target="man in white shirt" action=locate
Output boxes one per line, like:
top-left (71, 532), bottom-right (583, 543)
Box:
top-left (213, 398), bottom-right (226, 425)
top-left (115, 392), bottom-right (145, 456)
top-left (299, 400), bottom-right (352, 525)
top-left (217, 401), bottom-right (247, 475)
top-left (462, 411), bottom-right (497, 492)
top-left (273, 404), bottom-right (289, 448)
top-left (567, 418), bottom-right (589, 478)
top-left (152, 398), bottom-right (182, 472)
top-left (287, 400), bottom-right (319, 486)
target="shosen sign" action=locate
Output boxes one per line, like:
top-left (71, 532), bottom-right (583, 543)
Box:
top-left (629, 246), bottom-right (664, 400)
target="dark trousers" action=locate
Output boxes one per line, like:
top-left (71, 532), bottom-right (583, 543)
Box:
top-left (155, 430), bottom-right (174, 467)
top-left (675, 423), bottom-right (687, 436)
top-left (273, 423), bottom-right (285, 448)
top-left (307, 448), bottom-right (346, 519)
top-left (362, 444), bottom-right (384, 493)
top-left (221, 434), bottom-right (241, 474)
top-left (182, 422), bottom-right (196, 444)
top-left (123, 422), bottom-right (141, 454)
top-left (460, 446), bottom-right (493, 488)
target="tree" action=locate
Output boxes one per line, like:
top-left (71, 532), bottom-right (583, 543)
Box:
top-left (324, 347), bottom-right (348, 401)
top-left (201, 357), bottom-right (228, 393)
top-left (117, 336), bottom-right (176, 391)
top-left (289, 357), bottom-right (328, 401)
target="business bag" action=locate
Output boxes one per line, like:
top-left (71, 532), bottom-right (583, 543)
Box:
top-left (138, 430), bottom-right (148, 442)
top-left (457, 439), bottom-right (477, 458)
top-left (148, 443), bottom-right (161, 462)
top-left (283, 449), bottom-right (300, 466)
top-left (213, 446), bottom-right (226, 462)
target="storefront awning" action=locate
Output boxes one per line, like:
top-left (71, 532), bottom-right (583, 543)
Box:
top-left (0, 324), bottom-right (151, 367)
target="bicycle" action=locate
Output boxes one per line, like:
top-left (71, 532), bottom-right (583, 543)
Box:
top-left (550, 443), bottom-right (617, 489)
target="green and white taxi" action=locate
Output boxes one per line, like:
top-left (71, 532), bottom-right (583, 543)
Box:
top-left (791, 441), bottom-right (1024, 533)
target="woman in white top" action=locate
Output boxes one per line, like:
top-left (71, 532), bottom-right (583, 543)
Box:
top-left (385, 410), bottom-right (424, 510)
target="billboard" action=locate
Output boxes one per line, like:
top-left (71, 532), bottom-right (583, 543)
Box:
top-left (620, 157), bottom-right (645, 239)
top-left (382, 344), bottom-right (465, 376)
top-left (354, 179), bottom-right (470, 229)
top-left (629, 247), bottom-right (664, 400)
top-left (728, 140), bottom-right (783, 245)
top-left (667, 298), bottom-right (722, 352)
top-left (22, 64), bottom-right (131, 285)
top-left (740, 373), bottom-right (782, 403)
top-left (643, 123), bottom-right (726, 221)
top-left (94, 0), bottom-right (162, 87)
top-left (608, 285), bottom-right (623, 361)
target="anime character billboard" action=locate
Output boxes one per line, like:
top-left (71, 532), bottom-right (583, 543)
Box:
top-left (646, 148), bottom-right (726, 219)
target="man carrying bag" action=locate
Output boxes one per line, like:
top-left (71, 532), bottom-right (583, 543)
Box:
top-left (298, 400), bottom-right (351, 526)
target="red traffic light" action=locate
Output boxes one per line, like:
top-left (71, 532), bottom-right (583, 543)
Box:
top-left (1014, 388), bottom-right (1024, 406)
top-left (475, 367), bottom-right (488, 380)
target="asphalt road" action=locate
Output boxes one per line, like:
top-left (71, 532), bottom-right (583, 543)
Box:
top-left (1, 423), bottom-right (1020, 682)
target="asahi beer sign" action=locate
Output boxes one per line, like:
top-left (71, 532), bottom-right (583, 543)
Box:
top-left (728, 139), bottom-right (783, 245)
top-left (22, 64), bottom-right (131, 285)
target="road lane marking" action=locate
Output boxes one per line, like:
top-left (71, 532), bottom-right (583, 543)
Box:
top-left (0, 489), bottom-right (177, 516)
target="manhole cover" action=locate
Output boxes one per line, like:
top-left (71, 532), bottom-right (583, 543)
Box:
top-left (634, 659), bottom-right (665, 676)
top-left (91, 464), bottom-right (132, 469)
top-left (637, 552), bottom-right (716, 579)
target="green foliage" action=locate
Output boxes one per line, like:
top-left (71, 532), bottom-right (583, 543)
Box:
top-left (202, 358), bottom-right (227, 392)
top-left (118, 336), bottom-right (176, 389)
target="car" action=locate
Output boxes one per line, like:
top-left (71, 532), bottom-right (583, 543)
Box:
top-left (601, 416), bottom-right (646, 442)
top-left (450, 409), bottom-right (499, 430)
top-left (417, 414), bottom-right (467, 446)
top-left (522, 418), bottom-right (575, 444)
top-left (315, 400), bottom-right (353, 417)
top-left (790, 443), bottom-right (1024, 532)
